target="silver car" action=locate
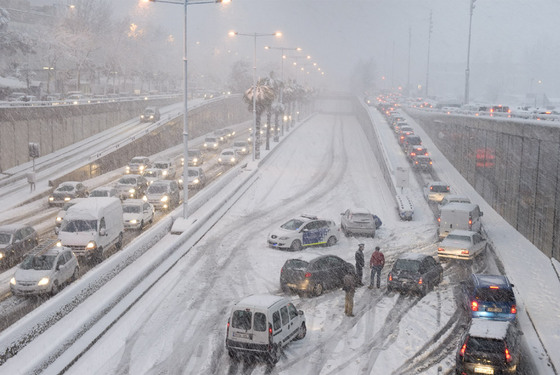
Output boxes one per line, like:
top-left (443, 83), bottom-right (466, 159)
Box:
top-left (437, 230), bottom-right (487, 261)
top-left (340, 208), bottom-right (376, 237)
top-left (10, 241), bottom-right (80, 296)
top-left (425, 181), bottom-right (450, 203)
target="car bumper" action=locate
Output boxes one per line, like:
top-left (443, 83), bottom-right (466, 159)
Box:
top-left (471, 312), bottom-right (517, 322)
top-left (124, 221), bottom-right (142, 230)
top-left (457, 361), bottom-right (517, 374)
top-left (268, 240), bottom-right (289, 249)
top-left (281, 279), bottom-right (311, 293)
top-left (345, 226), bottom-right (375, 236)
top-left (226, 339), bottom-right (270, 356)
top-left (437, 251), bottom-right (473, 260)
top-left (11, 284), bottom-right (50, 296)
top-left (388, 280), bottom-right (423, 293)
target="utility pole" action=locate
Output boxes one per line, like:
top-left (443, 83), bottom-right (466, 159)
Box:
top-left (425, 11), bottom-right (433, 98)
top-left (464, 0), bottom-right (476, 104)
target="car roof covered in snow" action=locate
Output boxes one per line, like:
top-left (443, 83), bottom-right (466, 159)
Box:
top-left (468, 319), bottom-right (510, 339)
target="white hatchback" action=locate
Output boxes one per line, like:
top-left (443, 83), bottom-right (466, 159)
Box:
top-left (437, 230), bottom-right (487, 260)
top-left (122, 199), bottom-right (154, 230)
top-left (267, 215), bottom-right (339, 251)
top-left (10, 242), bottom-right (79, 296)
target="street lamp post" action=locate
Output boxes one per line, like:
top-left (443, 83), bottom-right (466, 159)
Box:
top-left (229, 31), bottom-right (281, 161)
top-left (147, 0), bottom-right (229, 220)
top-left (264, 46), bottom-right (301, 136)
top-left (464, 0), bottom-right (476, 105)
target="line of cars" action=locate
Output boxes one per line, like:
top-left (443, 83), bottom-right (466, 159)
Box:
top-left (376, 95), bottom-right (523, 374)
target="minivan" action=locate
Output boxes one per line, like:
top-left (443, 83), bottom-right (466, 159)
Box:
top-left (226, 294), bottom-right (306, 364)
top-left (57, 197), bottom-right (124, 263)
top-left (437, 202), bottom-right (483, 240)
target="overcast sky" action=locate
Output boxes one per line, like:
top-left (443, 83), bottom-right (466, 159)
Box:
top-left (51, 0), bottom-right (560, 102)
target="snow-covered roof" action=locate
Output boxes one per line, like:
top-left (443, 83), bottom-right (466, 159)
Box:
top-left (398, 253), bottom-right (428, 261)
top-left (469, 319), bottom-right (510, 339)
top-left (235, 294), bottom-right (287, 310)
top-left (65, 197), bottom-right (121, 220)
top-left (0, 76), bottom-right (26, 89)
top-left (439, 202), bottom-right (478, 212)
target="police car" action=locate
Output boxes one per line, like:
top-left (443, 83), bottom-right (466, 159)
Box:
top-left (267, 214), bottom-right (339, 251)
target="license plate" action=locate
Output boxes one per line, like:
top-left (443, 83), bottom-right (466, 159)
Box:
top-left (487, 307), bottom-right (502, 313)
top-left (474, 366), bottom-right (494, 374)
top-left (233, 332), bottom-right (249, 339)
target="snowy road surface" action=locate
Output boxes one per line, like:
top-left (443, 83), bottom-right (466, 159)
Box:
top-left (64, 113), bottom-right (504, 375)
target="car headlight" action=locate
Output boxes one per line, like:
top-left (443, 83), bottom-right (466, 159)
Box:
top-left (64, 197), bottom-right (71, 201)
top-left (10, 277), bottom-right (16, 285)
top-left (142, 196), bottom-right (148, 202)
top-left (218, 158), bottom-right (222, 162)
top-left (139, 166), bottom-right (145, 171)
top-left (161, 195), bottom-right (169, 202)
top-left (38, 277), bottom-right (50, 286)
top-left (193, 158), bottom-right (198, 163)
top-left (0, 252), bottom-right (4, 259)
top-left (86, 241), bottom-right (97, 249)
top-left (126, 166), bottom-right (131, 171)
top-left (141, 115), bottom-right (145, 119)
top-left (231, 157), bottom-right (236, 162)
top-left (129, 188), bottom-right (136, 194)
top-left (49, 196), bottom-right (54, 201)
top-left (178, 178), bottom-right (183, 184)
top-left (203, 143), bottom-right (208, 147)
top-left (56, 216), bottom-right (63, 222)
top-left (242, 148), bottom-right (246, 152)
top-left (130, 219), bottom-right (137, 224)
top-left (162, 170), bottom-right (168, 176)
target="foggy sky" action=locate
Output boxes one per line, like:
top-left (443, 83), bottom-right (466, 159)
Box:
top-left (72, 0), bottom-right (560, 102)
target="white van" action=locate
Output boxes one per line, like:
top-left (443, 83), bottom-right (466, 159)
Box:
top-left (57, 197), bottom-right (124, 262)
top-left (438, 202), bottom-right (483, 240)
top-left (226, 294), bottom-right (306, 364)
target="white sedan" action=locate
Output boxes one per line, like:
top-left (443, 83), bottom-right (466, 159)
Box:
top-left (122, 199), bottom-right (154, 230)
top-left (437, 229), bottom-right (487, 260)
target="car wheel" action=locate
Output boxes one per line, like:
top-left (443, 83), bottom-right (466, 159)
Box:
top-left (228, 349), bottom-right (238, 360)
top-left (313, 283), bottom-right (324, 297)
top-left (294, 322), bottom-right (307, 340)
top-left (326, 236), bottom-right (337, 247)
top-left (437, 271), bottom-right (443, 285)
top-left (290, 240), bottom-right (302, 251)
top-left (268, 344), bottom-right (280, 365)
top-left (116, 232), bottom-right (123, 250)
top-left (421, 282), bottom-right (429, 297)
top-left (387, 285), bottom-right (393, 292)
top-left (139, 220), bottom-right (144, 230)
top-left (51, 281), bottom-right (59, 296)
top-left (71, 267), bottom-right (79, 282)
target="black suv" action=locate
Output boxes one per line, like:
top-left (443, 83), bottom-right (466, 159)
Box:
top-left (280, 255), bottom-right (355, 297)
top-left (456, 319), bottom-right (521, 375)
top-left (387, 253), bottom-right (443, 296)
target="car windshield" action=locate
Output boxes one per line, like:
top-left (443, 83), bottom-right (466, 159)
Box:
top-left (90, 190), bottom-right (108, 197)
top-left (57, 185), bottom-right (75, 192)
top-left (188, 170), bottom-right (200, 177)
top-left (431, 185), bottom-right (449, 193)
top-left (154, 163), bottom-right (169, 169)
top-left (130, 158), bottom-right (146, 164)
top-left (284, 259), bottom-right (309, 270)
top-left (446, 234), bottom-right (471, 242)
top-left (222, 151), bottom-right (234, 156)
top-left (205, 138), bottom-right (217, 142)
top-left (281, 219), bottom-right (305, 230)
top-left (394, 259), bottom-right (420, 272)
top-left (231, 310), bottom-right (252, 330)
top-left (349, 213), bottom-right (373, 222)
top-left (144, 171), bottom-right (159, 178)
top-left (20, 254), bottom-right (57, 270)
top-left (188, 151), bottom-right (199, 157)
top-left (475, 288), bottom-right (515, 303)
top-left (60, 219), bottom-right (97, 233)
top-left (148, 184), bottom-right (168, 194)
top-left (234, 142), bottom-right (246, 147)
top-left (464, 337), bottom-right (504, 357)
top-left (118, 177), bottom-right (137, 185)
top-left (0, 233), bottom-right (12, 245)
top-left (123, 205), bottom-right (141, 213)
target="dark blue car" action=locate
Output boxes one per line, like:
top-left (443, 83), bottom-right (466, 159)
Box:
top-left (462, 274), bottom-right (517, 321)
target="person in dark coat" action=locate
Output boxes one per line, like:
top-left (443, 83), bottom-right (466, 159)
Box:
top-left (355, 244), bottom-right (365, 286)
top-left (369, 246), bottom-right (385, 289)
top-left (342, 273), bottom-right (356, 317)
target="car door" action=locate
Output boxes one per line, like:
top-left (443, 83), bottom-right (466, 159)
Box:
top-left (286, 303), bottom-right (301, 342)
top-left (279, 305), bottom-right (291, 344)
top-left (472, 233), bottom-right (486, 255)
top-left (301, 222), bottom-right (318, 246)
top-left (143, 202), bottom-right (153, 222)
top-left (55, 253), bottom-right (68, 283)
top-left (311, 258), bottom-right (330, 289)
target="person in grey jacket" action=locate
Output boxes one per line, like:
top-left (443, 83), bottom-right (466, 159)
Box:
top-left (355, 243), bottom-right (365, 286)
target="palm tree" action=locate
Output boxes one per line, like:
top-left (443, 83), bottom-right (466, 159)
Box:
top-left (243, 78), bottom-right (275, 158)
top-left (262, 72), bottom-right (282, 149)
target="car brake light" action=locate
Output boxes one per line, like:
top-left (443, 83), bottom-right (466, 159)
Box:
top-left (437, 217), bottom-right (441, 223)
top-left (437, 247), bottom-right (444, 252)
top-left (281, 267), bottom-right (284, 273)
top-left (505, 347), bottom-right (512, 362)
top-left (461, 250), bottom-right (470, 255)
top-left (489, 285), bottom-right (499, 289)
top-left (305, 272), bottom-right (312, 278)
top-left (460, 342), bottom-right (467, 357)
top-left (471, 300), bottom-right (478, 311)
top-left (511, 305), bottom-right (517, 314)
top-left (418, 278), bottom-right (423, 285)
top-left (388, 273), bottom-right (393, 281)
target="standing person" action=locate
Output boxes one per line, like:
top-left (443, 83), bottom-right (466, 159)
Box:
top-left (355, 243), bottom-right (365, 286)
top-left (369, 246), bottom-right (385, 289)
top-left (342, 273), bottom-right (356, 317)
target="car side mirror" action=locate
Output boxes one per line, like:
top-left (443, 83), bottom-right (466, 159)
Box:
top-left (99, 228), bottom-right (107, 236)
top-left (56, 264), bottom-right (61, 271)
top-left (298, 310), bottom-right (304, 316)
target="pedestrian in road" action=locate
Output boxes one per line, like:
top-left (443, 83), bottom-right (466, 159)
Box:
top-left (355, 243), bottom-right (365, 286)
top-left (342, 273), bottom-right (356, 317)
top-left (369, 246), bottom-right (385, 289)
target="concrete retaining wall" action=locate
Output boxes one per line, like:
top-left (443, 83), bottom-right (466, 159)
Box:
top-left (407, 109), bottom-right (560, 261)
